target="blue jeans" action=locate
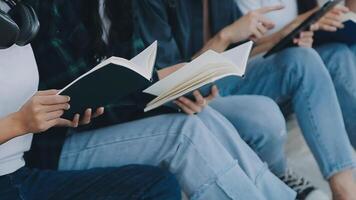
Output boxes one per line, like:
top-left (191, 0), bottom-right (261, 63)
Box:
top-left (315, 43), bottom-right (356, 148)
top-left (58, 106), bottom-right (296, 200)
top-left (210, 96), bottom-right (288, 176)
top-left (350, 44), bottom-right (356, 58)
top-left (0, 165), bottom-right (181, 200)
top-left (215, 47), bottom-right (356, 179)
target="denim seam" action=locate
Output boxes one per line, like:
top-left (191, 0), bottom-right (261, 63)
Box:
top-left (173, 133), bottom-right (240, 200)
top-left (253, 164), bottom-right (269, 185)
top-left (333, 76), bottom-right (356, 126)
top-left (324, 161), bottom-right (356, 180)
top-left (278, 62), bottom-right (334, 166)
top-left (243, 63), bottom-right (293, 103)
top-left (62, 130), bottom-right (239, 200)
top-left (294, 68), bottom-right (337, 176)
top-left (190, 162), bottom-right (239, 200)
top-left (61, 132), bottom-right (184, 157)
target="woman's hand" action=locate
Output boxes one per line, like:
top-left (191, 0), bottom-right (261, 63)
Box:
top-left (77, 107), bottom-right (105, 126)
top-left (292, 24), bottom-right (319, 48)
top-left (13, 90), bottom-right (104, 133)
top-left (13, 90), bottom-right (73, 133)
top-left (174, 85), bottom-right (219, 115)
top-left (221, 5), bottom-right (283, 43)
top-left (317, 5), bottom-right (349, 32)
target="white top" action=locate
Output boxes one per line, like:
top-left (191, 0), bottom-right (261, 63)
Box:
top-left (236, 0), bottom-right (298, 34)
top-left (0, 0), bottom-right (39, 176)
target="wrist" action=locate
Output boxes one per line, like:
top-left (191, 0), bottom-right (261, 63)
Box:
top-left (8, 112), bottom-right (27, 137)
top-left (217, 28), bottom-right (233, 47)
top-left (272, 31), bottom-right (284, 44)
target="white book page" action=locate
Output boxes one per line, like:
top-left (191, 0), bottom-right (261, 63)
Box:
top-left (144, 51), bottom-right (236, 96)
top-left (130, 41), bottom-right (158, 79)
top-left (58, 42), bottom-right (157, 94)
top-left (221, 41), bottom-right (253, 75)
top-left (342, 12), bottom-right (356, 23)
top-left (145, 71), bottom-right (237, 112)
top-left (143, 41), bottom-right (253, 97)
top-left (145, 79), bottom-right (214, 112)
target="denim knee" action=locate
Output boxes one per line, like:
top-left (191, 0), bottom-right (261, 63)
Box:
top-left (210, 96), bottom-right (287, 170)
top-left (274, 47), bottom-right (331, 90)
top-left (316, 43), bottom-right (356, 79)
top-left (249, 97), bottom-right (287, 151)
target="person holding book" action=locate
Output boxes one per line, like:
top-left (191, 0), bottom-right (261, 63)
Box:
top-left (236, 0), bottom-right (356, 196)
top-left (134, 0), bottom-right (356, 199)
top-left (0, 1), bottom-right (183, 199)
top-left (237, 0), bottom-right (356, 145)
top-left (22, 0), bottom-right (299, 199)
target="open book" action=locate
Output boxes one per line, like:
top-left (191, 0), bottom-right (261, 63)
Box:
top-left (315, 11), bottom-right (356, 45)
top-left (143, 41), bottom-right (253, 112)
top-left (59, 41), bottom-right (253, 117)
top-left (59, 41), bottom-right (158, 118)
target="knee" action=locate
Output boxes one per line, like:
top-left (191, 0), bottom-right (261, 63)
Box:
top-left (317, 43), bottom-right (355, 76)
top-left (318, 43), bottom-right (350, 59)
top-left (249, 97), bottom-right (287, 149)
top-left (219, 96), bottom-right (287, 150)
top-left (276, 47), bottom-right (330, 84)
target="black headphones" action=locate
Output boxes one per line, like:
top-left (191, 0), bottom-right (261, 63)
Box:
top-left (0, 0), bottom-right (40, 49)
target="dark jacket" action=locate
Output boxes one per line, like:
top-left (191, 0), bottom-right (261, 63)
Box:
top-left (24, 0), bottom-right (173, 169)
top-left (134, 0), bottom-right (244, 69)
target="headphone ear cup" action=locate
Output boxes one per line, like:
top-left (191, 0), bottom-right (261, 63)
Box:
top-left (8, 3), bottom-right (40, 46)
top-left (0, 9), bottom-right (19, 49)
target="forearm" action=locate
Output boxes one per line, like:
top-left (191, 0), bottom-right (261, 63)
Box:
top-left (157, 63), bottom-right (186, 80)
top-left (0, 113), bottom-right (25, 144)
top-left (193, 30), bottom-right (231, 58)
top-left (251, 31), bottom-right (283, 56)
top-left (346, 0), bottom-right (356, 12)
top-left (251, 8), bottom-right (317, 56)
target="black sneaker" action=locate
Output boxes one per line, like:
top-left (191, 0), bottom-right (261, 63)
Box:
top-left (279, 169), bottom-right (329, 200)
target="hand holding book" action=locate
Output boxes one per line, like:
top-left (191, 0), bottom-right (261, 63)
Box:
top-left (314, 10), bottom-right (356, 45)
top-left (317, 5), bottom-right (350, 32)
top-left (58, 41), bottom-right (253, 117)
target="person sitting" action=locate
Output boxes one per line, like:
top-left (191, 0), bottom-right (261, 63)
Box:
top-left (237, 0), bottom-right (356, 149)
top-left (0, 1), bottom-right (181, 199)
top-left (133, 0), bottom-right (356, 199)
top-left (23, 0), bottom-right (297, 199)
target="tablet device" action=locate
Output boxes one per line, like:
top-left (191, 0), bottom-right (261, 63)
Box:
top-left (263, 0), bottom-right (342, 58)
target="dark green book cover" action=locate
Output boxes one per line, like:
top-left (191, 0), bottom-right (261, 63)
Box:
top-left (60, 64), bottom-right (152, 119)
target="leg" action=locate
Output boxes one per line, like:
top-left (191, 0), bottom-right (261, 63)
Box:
top-left (217, 47), bottom-right (356, 199)
top-left (217, 47), bottom-right (355, 179)
top-left (4, 166), bottom-right (180, 200)
top-left (195, 106), bottom-right (293, 199)
top-left (315, 43), bottom-right (356, 149)
top-left (350, 44), bottom-right (356, 58)
top-left (58, 110), bottom-right (295, 200)
top-left (314, 43), bottom-right (356, 200)
top-left (210, 95), bottom-right (288, 176)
